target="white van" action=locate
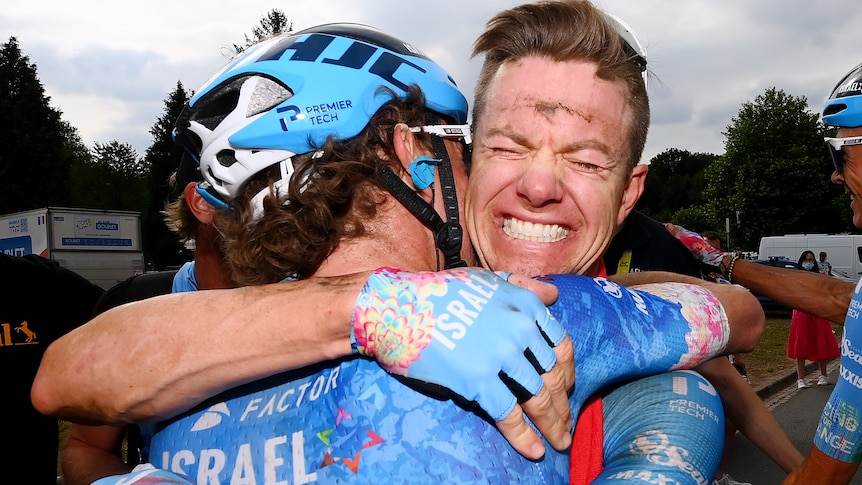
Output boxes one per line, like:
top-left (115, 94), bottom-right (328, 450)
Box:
top-left (758, 234), bottom-right (862, 281)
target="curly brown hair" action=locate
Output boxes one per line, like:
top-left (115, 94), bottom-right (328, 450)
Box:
top-left (214, 86), bottom-right (438, 286)
top-left (162, 172), bottom-right (198, 243)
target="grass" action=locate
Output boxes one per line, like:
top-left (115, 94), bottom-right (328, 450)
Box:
top-left (742, 310), bottom-right (843, 387)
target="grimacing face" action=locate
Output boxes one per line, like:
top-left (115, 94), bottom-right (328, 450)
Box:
top-left (465, 56), bottom-right (646, 277)
top-left (832, 126), bottom-right (862, 229)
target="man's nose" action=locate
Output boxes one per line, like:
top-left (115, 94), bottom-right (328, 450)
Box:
top-left (517, 148), bottom-right (563, 206)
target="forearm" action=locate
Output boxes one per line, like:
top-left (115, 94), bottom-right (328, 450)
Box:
top-left (61, 425), bottom-right (130, 485)
top-left (32, 271), bottom-right (371, 424)
top-left (697, 358), bottom-right (803, 473)
top-left (616, 271), bottom-right (765, 353)
top-left (728, 258), bottom-right (852, 324)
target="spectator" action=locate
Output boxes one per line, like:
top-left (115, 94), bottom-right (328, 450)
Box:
top-left (819, 251), bottom-right (833, 276)
top-left (669, 62), bottom-right (862, 483)
top-left (0, 254), bottom-right (103, 484)
top-left (789, 250), bottom-right (840, 389)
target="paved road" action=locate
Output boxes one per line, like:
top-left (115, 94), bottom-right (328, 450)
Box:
top-left (725, 363), bottom-right (862, 484)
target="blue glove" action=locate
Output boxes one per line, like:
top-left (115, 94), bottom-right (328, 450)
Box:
top-left (92, 464), bottom-right (193, 484)
top-left (352, 266), bottom-right (566, 421)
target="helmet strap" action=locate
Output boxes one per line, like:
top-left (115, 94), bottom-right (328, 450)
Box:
top-left (378, 131), bottom-right (466, 270)
top-left (428, 132), bottom-right (467, 269)
top-left (195, 182), bottom-right (231, 211)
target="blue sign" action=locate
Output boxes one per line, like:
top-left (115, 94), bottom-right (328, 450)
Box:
top-left (0, 235), bottom-right (33, 256)
top-left (61, 237), bottom-right (132, 247)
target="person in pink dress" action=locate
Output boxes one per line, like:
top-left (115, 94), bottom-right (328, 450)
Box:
top-left (788, 250), bottom-right (841, 389)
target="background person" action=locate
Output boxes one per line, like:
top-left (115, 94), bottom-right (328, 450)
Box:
top-left (788, 250), bottom-right (840, 389)
top-left (819, 251), bottom-right (833, 276)
top-left (669, 61), bottom-right (862, 483)
top-left (0, 253), bottom-right (104, 485)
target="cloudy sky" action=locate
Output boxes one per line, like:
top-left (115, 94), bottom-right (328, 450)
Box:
top-left (3, 0), bottom-right (861, 164)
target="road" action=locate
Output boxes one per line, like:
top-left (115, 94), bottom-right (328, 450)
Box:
top-left (724, 362), bottom-right (862, 484)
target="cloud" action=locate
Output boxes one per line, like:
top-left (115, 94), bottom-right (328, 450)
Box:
top-left (4, 0), bottom-right (862, 164)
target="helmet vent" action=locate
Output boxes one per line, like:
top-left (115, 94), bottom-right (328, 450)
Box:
top-left (823, 103), bottom-right (847, 116)
top-left (216, 149), bottom-right (239, 168)
top-left (247, 76), bottom-right (293, 118)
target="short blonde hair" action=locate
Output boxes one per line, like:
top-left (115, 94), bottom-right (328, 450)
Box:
top-left (472, 0), bottom-right (649, 169)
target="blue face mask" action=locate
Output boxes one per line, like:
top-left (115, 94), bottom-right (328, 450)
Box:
top-left (802, 262), bottom-right (815, 271)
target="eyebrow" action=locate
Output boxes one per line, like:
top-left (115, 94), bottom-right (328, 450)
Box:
top-left (482, 126), bottom-right (613, 156)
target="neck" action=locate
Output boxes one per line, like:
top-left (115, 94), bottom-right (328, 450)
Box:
top-left (193, 226), bottom-right (235, 290)
top-left (314, 199), bottom-right (441, 278)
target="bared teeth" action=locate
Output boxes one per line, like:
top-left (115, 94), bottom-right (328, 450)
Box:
top-left (502, 217), bottom-right (569, 242)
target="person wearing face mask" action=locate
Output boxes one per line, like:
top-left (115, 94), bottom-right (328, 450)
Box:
top-left (819, 251), bottom-right (833, 276)
top-left (788, 250), bottom-right (840, 389)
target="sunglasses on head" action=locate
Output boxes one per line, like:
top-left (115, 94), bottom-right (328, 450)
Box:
top-left (824, 135), bottom-right (862, 173)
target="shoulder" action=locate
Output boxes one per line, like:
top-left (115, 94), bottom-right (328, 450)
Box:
top-left (92, 271), bottom-right (178, 316)
top-left (1, 253), bottom-right (104, 300)
top-left (609, 213), bottom-right (702, 277)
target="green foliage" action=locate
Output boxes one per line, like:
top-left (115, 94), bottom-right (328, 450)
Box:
top-left (636, 88), bottom-right (848, 251)
top-left (140, 81), bottom-right (192, 270)
top-left (638, 148), bottom-right (717, 223)
top-left (232, 9), bottom-right (293, 55)
top-left (704, 87), bottom-right (837, 249)
top-left (669, 206), bottom-right (718, 235)
top-left (70, 141), bottom-right (149, 213)
top-left (0, 37), bottom-right (80, 213)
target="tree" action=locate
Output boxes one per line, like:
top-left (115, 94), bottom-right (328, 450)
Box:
top-left (0, 37), bottom-right (78, 213)
top-left (232, 9), bottom-right (293, 55)
top-left (70, 141), bottom-right (149, 212)
top-left (698, 88), bottom-right (842, 250)
top-left (140, 81), bottom-right (192, 269)
top-left (638, 148), bottom-right (718, 224)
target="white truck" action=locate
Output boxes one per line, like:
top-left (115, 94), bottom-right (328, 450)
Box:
top-left (758, 234), bottom-right (862, 281)
top-left (0, 207), bottom-right (145, 290)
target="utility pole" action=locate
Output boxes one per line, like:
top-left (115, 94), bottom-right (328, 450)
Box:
top-left (726, 217), bottom-right (731, 250)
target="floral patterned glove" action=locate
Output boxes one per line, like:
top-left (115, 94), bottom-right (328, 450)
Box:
top-left (352, 266), bottom-right (565, 421)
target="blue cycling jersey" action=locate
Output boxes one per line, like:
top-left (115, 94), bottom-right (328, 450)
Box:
top-left (814, 277), bottom-right (862, 463)
top-left (138, 273), bottom-right (730, 484)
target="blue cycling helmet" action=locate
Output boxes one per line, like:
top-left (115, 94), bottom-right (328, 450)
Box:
top-left (174, 22), bottom-right (469, 203)
top-left (823, 62), bottom-right (862, 128)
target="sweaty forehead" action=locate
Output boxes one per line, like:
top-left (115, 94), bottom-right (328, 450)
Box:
top-left (484, 92), bottom-right (625, 130)
top-left (480, 90), bottom-right (630, 151)
top-left (484, 58), bottom-right (627, 119)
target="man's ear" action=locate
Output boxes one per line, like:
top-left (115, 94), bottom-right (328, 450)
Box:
top-left (392, 123), bottom-right (424, 186)
top-left (617, 164), bottom-right (648, 226)
top-left (184, 182), bottom-right (217, 224)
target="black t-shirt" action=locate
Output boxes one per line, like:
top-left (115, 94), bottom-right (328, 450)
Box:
top-left (0, 254), bottom-right (104, 484)
top-left (603, 211), bottom-right (704, 278)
